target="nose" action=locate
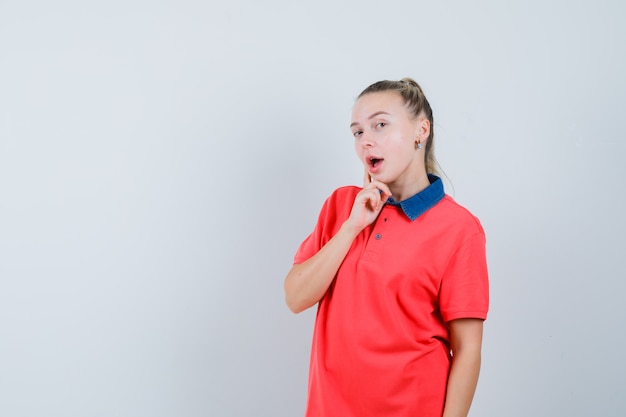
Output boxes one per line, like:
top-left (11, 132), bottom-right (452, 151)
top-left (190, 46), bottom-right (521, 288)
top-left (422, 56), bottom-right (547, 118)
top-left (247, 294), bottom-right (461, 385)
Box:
top-left (359, 131), bottom-right (374, 148)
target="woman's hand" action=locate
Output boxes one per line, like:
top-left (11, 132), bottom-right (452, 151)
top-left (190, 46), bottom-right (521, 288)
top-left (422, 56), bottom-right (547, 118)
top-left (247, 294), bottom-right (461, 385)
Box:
top-left (345, 170), bottom-right (392, 233)
top-left (284, 171), bottom-right (391, 313)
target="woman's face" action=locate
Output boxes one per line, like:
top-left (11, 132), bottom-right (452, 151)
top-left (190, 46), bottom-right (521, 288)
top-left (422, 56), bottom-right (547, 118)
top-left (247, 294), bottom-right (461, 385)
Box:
top-left (350, 91), bottom-right (425, 186)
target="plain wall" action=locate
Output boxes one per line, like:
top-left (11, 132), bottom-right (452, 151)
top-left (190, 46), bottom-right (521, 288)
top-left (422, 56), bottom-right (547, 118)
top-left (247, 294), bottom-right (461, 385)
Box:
top-left (1, 1), bottom-right (624, 416)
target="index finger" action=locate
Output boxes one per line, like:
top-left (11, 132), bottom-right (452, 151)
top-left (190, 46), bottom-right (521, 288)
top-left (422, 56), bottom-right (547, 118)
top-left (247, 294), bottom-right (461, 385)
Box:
top-left (363, 168), bottom-right (371, 188)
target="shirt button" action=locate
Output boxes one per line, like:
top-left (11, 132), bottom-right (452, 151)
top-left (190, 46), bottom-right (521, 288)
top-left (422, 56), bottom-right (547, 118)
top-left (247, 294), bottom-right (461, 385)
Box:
top-left (375, 233), bottom-right (382, 240)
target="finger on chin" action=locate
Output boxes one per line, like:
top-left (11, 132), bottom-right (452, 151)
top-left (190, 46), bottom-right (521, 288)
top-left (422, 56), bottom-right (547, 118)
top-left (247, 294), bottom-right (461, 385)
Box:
top-left (362, 168), bottom-right (371, 187)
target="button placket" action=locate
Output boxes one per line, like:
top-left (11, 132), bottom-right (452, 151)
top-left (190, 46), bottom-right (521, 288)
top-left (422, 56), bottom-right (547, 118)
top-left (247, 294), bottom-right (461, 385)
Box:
top-left (373, 210), bottom-right (391, 241)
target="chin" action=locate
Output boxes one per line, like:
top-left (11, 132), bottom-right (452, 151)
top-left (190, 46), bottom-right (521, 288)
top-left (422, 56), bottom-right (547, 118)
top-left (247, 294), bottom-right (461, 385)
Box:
top-left (371, 174), bottom-right (393, 184)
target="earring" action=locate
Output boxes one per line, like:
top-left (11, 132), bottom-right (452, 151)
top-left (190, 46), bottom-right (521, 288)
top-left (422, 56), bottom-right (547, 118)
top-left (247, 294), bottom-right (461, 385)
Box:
top-left (417, 140), bottom-right (423, 150)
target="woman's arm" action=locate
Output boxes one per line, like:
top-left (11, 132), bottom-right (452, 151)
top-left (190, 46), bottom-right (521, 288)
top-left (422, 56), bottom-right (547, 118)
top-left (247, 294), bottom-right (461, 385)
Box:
top-left (442, 318), bottom-right (484, 417)
top-left (284, 177), bottom-right (391, 314)
top-left (284, 221), bottom-right (360, 313)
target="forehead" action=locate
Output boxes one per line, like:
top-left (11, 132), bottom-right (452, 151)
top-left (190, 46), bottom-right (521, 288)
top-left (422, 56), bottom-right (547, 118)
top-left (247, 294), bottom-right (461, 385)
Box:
top-left (351, 91), bottom-right (408, 121)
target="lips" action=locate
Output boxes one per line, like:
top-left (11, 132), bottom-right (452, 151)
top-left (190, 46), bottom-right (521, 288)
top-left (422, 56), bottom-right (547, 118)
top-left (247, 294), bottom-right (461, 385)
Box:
top-left (368, 156), bottom-right (384, 173)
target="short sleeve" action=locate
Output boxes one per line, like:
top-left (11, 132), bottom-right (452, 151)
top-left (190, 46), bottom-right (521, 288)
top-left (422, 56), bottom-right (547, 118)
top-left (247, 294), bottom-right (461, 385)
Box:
top-left (293, 188), bottom-right (354, 265)
top-left (439, 231), bottom-right (489, 322)
top-left (293, 229), bottom-right (320, 265)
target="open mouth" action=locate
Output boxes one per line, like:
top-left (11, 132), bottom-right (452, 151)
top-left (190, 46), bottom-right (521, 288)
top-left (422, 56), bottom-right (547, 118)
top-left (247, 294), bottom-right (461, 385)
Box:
top-left (369, 156), bottom-right (383, 168)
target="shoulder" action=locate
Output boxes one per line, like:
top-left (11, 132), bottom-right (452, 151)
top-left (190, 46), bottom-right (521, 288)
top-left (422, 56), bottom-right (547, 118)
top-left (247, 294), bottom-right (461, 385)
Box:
top-left (322, 185), bottom-right (361, 209)
top-left (312, 185), bottom-right (360, 225)
top-left (430, 195), bottom-right (485, 235)
top-left (301, 186), bottom-right (360, 245)
top-left (330, 185), bottom-right (361, 199)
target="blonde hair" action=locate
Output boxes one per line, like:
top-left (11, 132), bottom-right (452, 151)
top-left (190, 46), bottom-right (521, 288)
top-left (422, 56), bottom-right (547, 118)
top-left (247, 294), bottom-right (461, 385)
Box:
top-left (358, 78), bottom-right (438, 175)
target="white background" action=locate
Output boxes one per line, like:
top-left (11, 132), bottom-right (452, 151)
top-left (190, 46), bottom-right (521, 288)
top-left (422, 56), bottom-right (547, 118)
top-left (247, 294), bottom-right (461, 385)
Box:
top-left (1, 1), bottom-right (625, 416)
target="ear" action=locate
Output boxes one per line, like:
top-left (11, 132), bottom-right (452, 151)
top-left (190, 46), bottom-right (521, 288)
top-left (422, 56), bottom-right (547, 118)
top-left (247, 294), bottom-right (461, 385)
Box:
top-left (415, 118), bottom-right (430, 145)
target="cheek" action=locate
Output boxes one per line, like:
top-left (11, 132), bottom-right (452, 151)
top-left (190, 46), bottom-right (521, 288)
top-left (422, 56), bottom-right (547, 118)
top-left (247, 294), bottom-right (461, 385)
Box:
top-left (353, 142), bottom-right (363, 158)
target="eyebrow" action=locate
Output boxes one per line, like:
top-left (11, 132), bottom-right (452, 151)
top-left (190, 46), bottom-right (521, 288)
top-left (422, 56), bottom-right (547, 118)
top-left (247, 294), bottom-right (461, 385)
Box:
top-left (350, 111), bottom-right (391, 128)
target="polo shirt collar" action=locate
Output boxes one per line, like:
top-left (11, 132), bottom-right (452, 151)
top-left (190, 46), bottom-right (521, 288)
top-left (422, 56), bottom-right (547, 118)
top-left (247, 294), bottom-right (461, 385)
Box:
top-left (386, 174), bottom-right (444, 221)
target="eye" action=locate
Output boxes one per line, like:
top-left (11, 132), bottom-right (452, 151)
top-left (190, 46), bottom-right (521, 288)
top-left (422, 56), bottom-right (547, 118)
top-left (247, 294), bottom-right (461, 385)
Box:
top-left (376, 122), bottom-right (387, 129)
top-left (352, 130), bottom-right (363, 138)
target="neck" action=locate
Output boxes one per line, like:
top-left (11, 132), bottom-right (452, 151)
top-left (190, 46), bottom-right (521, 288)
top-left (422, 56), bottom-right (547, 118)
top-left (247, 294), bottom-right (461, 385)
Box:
top-left (389, 171), bottom-right (431, 202)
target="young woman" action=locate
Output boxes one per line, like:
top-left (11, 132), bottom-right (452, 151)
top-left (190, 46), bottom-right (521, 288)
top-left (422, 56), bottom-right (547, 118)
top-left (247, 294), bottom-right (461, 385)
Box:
top-left (284, 78), bottom-right (489, 417)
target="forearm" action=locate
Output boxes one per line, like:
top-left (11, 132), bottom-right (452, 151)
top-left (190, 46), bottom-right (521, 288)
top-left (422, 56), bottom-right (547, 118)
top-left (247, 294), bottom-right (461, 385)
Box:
top-left (442, 319), bottom-right (483, 417)
top-left (442, 348), bottom-right (481, 417)
top-left (285, 177), bottom-right (391, 314)
top-left (284, 222), bottom-right (360, 313)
